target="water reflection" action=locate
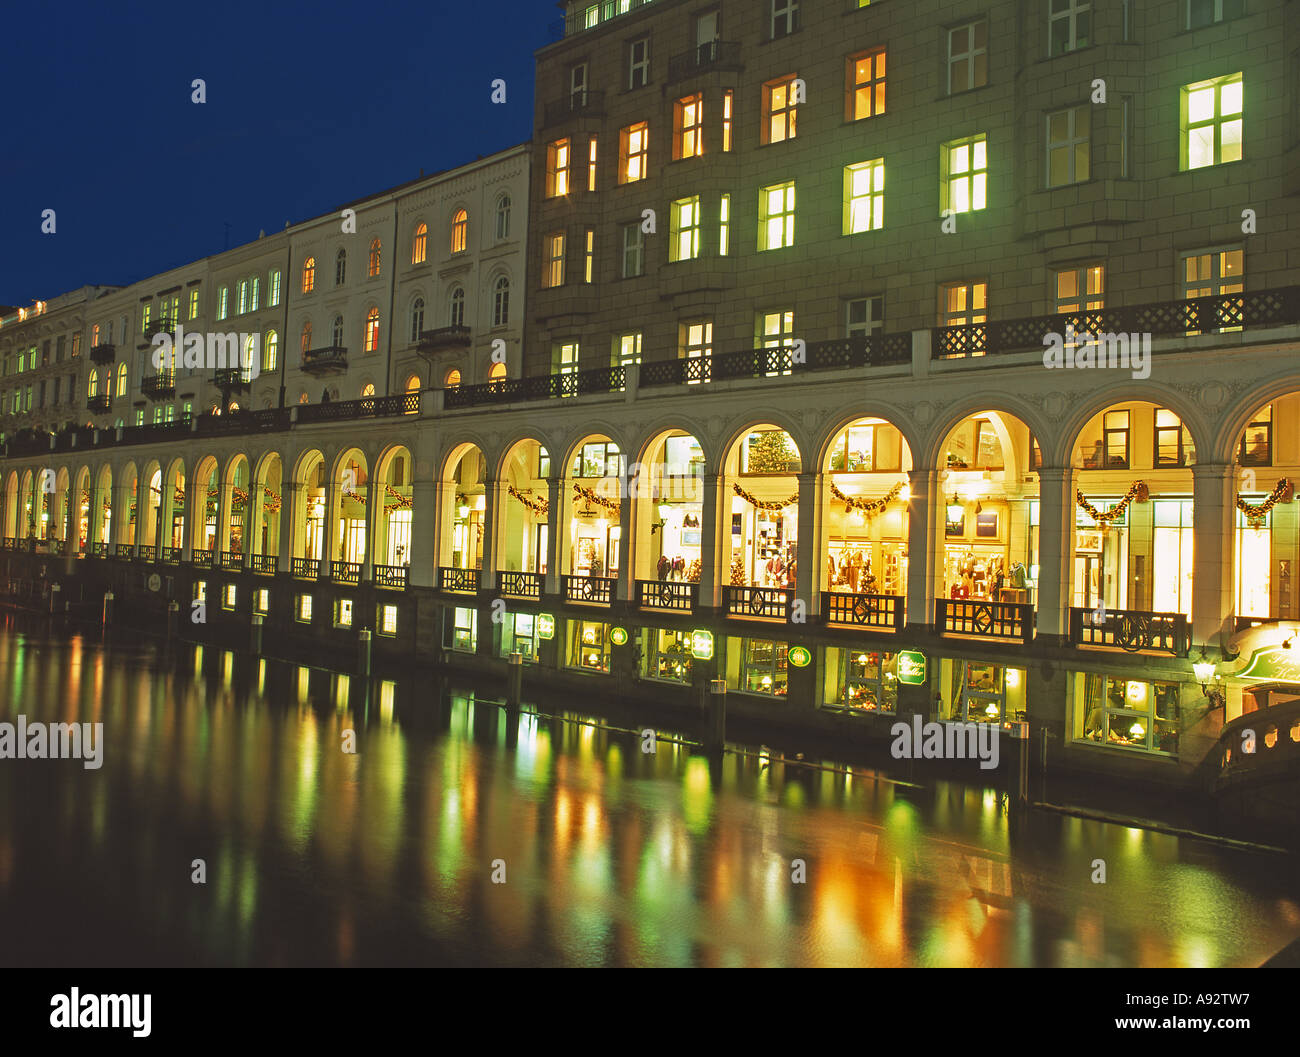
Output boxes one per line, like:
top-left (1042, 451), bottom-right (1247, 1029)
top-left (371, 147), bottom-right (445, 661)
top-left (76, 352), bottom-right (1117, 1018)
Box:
top-left (0, 615), bottom-right (1296, 967)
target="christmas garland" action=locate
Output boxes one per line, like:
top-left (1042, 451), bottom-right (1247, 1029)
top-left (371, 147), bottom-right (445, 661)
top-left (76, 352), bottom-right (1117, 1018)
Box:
top-left (732, 483), bottom-right (797, 511)
top-left (830, 481), bottom-right (904, 516)
top-left (384, 483), bottom-right (413, 511)
top-left (1237, 477), bottom-right (1292, 526)
top-left (573, 483), bottom-right (620, 513)
top-left (508, 484), bottom-right (549, 517)
top-left (1076, 481), bottom-right (1148, 523)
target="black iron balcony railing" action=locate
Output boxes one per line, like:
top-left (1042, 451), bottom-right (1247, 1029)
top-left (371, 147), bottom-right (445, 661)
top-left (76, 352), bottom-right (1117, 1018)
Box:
top-left (219, 550), bottom-right (243, 571)
top-left (374, 564), bottom-right (408, 589)
top-left (161, 546), bottom-right (180, 564)
top-left (138, 544), bottom-right (157, 561)
top-left (250, 553), bottom-right (277, 575)
top-left (295, 392), bottom-right (417, 424)
top-left (89, 342), bottom-right (116, 365)
top-left (542, 89), bottom-right (606, 128)
top-left (301, 346), bottom-right (348, 374)
top-left (90, 541), bottom-right (107, 557)
top-left (445, 366), bottom-right (626, 409)
top-left (142, 316), bottom-right (176, 343)
top-left (211, 367), bottom-right (251, 392)
top-left (667, 40), bottom-right (742, 83)
top-left (824, 591), bottom-right (905, 631)
top-left (292, 557), bottom-right (320, 579)
top-left (937, 598), bottom-right (1034, 645)
top-left (499, 570), bottom-right (542, 600)
top-left (725, 585), bottom-right (792, 620)
top-left (440, 567), bottom-right (479, 593)
top-left (1068, 607), bottom-right (1190, 657)
top-left (112, 542), bottom-right (133, 560)
top-left (141, 372), bottom-right (176, 399)
top-left (191, 548), bottom-right (214, 567)
top-left (333, 561), bottom-right (362, 585)
top-left (564, 574), bottom-right (615, 606)
top-left (933, 286), bottom-right (1300, 359)
top-left (417, 325), bottom-right (472, 352)
top-left (636, 579), bottom-right (698, 612)
top-left (86, 394), bottom-right (111, 413)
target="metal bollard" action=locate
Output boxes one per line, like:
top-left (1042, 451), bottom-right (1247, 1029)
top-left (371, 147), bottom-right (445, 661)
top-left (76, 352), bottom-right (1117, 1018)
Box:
top-left (705, 678), bottom-right (727, 751)
top-left (358, 628), bottom-right (372, 676)
top-left (49, 582), bottom-right (61, 615)
top-left (506, 650), bottom-right (523, 707)
top-left (102, 590), bottom-right (114, 625)
top-left (250, 612), bottom-right (264, 653)
top-left (167, 600), bottom-right (179, 639)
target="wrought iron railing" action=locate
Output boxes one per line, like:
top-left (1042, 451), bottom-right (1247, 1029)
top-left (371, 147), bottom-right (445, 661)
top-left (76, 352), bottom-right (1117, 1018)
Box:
top-left (219, 550), bottom-right (243, 571)
top-left (333, 561), bottom-right (362, 585)
top-left (296, 392), bottom-right (417, 423)
top-left (374, 564), bottom-right (408, 589)
top-left (667, 40), bottom-right (742, 82)
top-left (636, 579), bottom-right (698, 612)
top-left (113, 542), bottom-right (133, 559)
top-left (250, 553), bottom-right (277, 574)
top-left (89, 342), bottom-right (117, 365)
top-left (564, 574), bottom-right (615, 606)
top-left (90, 541), bottom-right (108, 558)
top-left (301, 345), bottom-right (348, 373)
top-left (138, 544), bottom-right (157, 562)
top-left (724, 586), bottom-right (792, 620)
top-left (191, 548), bottom-right (214, 567)
top-left (1068, 607), bottom-right (1190, 657)
top-left (417, 325), bottom-right (473, 350)
top-left (824, 591), bottom-right (905, 631)
top-left (161, 546), bottom-right (180, 564)
top-left (440, 567), bottom-right (479, 593)
top-left (937, 598), bottom-right (1033, 645)
top-left (542, 89), bottom-right (607, 127)
top-left (292, 557), bottom-right (320, 579)
top-left (499, 571), bottom-right (543, 600)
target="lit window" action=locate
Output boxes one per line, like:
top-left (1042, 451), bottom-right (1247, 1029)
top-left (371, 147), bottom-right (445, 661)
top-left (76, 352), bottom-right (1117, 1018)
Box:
top-left (492, 276), bottom-right (510, 327)
top-left (1239, 405), bottom-right (1271, 466)
top-left (758, 311), bottom-right (795, 376)
top-left (1048, 0), bottom-right (1090, 55)
top-left (1104, 410), bottom-right (1130, 469)
top-left (263, 330), bottom-right (279, 372)
top-left (223, 584), bottom-right (237, 610)
top-left (1154, 408), bottom-right (1191, 468)
top-left (364, 238), bottom-right (379, 277)
top-left (1078, 676), bottom-right (1181, 755)
top-left (1047, 105), bottom-right (1090, 187)
top-left (406, 373), bottom-right (421, 393)
top-left (1181, 73), bottom-right (1243, 170)
top-left (771, 0), bottom-right (799, 39)
top-left (335, 249), bottom-right (347, 286)
top-left (297, 594), bottom-right (312, 622)
top-left (141, 303), bottom-right (152, 331)
top-left (674, 94), bottom-right (704, 159)
top-left (189, 289), bottom-right (201, 319)
top-left (680, 321), bottom-right (712, 384)
top-left (488, 362), bottom-right (507, 384)
top-left (719, 194), bottom-right (730, 256)
top-left (410, 297), bottom-right (425, 341)
top-left (217, 287), bottom-right (229, 320)
top-left (940, 282), bottom-right (988, 355)
top-left (1054, 265), bottom-right (1104, 314)
top-left (670, 197), bottom-right (701, 261)
top-left (758, 181), bottom-right (796, 251)
top-left (115, 363), bottom-right (127, 397)
top-left (555, 342), bottom-right (579, 380)
top-left (87, 369), bottom-right (97, 398)
top-left (587, 137), bottom-right (598, 191)
top-left (722, 90), bottom-right (733, 151)
top-left (615, 332), bottom-right (642, 367)
top-left (380, 604), bottom-right (397, 635)
top-left (763, 76), bottom-right (798, 144)
top-left (301, 321), bottom-right (313, 352)
top-left (948, 21), bottom-right (988, 94)
top-left (250, 277), bottom-right (259, 311)
top-left (412, 222), bottom-right (427, 264)
top-left (445, 368), bottom-right (461, 388)
top-left (622, 224), bottom-right (644, 278)
top-left (619, 122), bottom-right (649, 183)
top-left (847, 48), bottom-right (886, 120)
top-left (843, 159), bottom-right (885, 234)
top-left (583, 229), bottom-right (595, 283)
top-left (302, 257), bottom-right (315, 293)
top-left (1181, 248), bottom-right (1244, 334)
top-left (628, 38), bottom-right (650, 89)
top-left (545, 233), bottom-right (566, 288)
top-left (547, 139), bottom-right (570, 197)
top-left (255, 589), bottom-right (269, 614)
top-left (942, 134), bottom-right (988, 213)
top-left (364, 308), bottom-right (380, 352)
top-left (450, 210), bottom-right (468, 254)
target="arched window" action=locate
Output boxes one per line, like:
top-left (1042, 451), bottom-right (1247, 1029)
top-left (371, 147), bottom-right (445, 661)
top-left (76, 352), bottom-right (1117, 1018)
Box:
top-left (445, 368), bottom-right (461, 388)
top-left (301, 321), bottom-right (313, 352)
top-left (412, 222), bottom-right (428, 264)
top-left (250, 277), bottom-right (260, 311)
top-left (405, 374), bottom-right (421, 392)
top-left (496, 195), bottom-right (511, 240)
top-left (228, 401), bottom-right (240, 413)
top-left (492, 275), bottom-right (510, 327)
top-left (450, 209), bottom-right (468, 254)
top-left (115, 363), bottom-right (128, 396)
top-left (368, 238), bottom-right (381, 277)
top-left (298, 392), bottom-right (309, 404)
top-left (410, 297), bottom-right (425, 342)
top-left (449, 288), bottom-right (465, 328)
top-left (263, 330), bottom-right (278, 372)
top-left (365, 308), bottom-right (380, 352)
top-left (302, 257), bottom-right (316, 293)
top-left (332, 315), bottom-right (345, 347)
top-left (87, 369), bottom-right (98, 397)
top-left (488, 362), bottom-right (507, 384)
top-left (360, 382), bottom-right (376, 398)
top-left (242, 335), bottom-right (258, 380)
top-left (335, 249), bottom-right (346, 286)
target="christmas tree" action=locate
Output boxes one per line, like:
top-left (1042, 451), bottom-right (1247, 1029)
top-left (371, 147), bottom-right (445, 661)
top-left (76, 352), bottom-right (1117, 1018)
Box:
top-left (729, 554), bottom-right (746, 586)
top-left (747, 430), bottom-right (796, 473)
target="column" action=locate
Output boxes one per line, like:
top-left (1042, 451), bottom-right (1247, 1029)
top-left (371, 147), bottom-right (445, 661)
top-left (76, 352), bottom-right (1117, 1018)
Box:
top-left (794, 472), bottom-right (817, 621)
top-left (277, 481), bottom-right (297, 574)
top-left (408, 477), bottom-right (436, 588)
top-left (696, 472), bottom-right (720, 611)
top-left (479, 475), bottom-right (497, 586)
top-left (1034, 466), bottom-right (1074, 644)
top-left (180, 476), bottom-right (197, 562)
top-left (113, 481), bottom-right (133, 549)
top-left (320, 474), bottom-right (337, 580)
top-left (1192, 463), bottom-right (1235, 650)
top-left (133, 471), bottom-right (149, 558)
top-left (616, 484), bottom-right (632, 601)
top-left (543, 475), bottom-right (562, 596)
top-left (361, 475), bottom-right (378, 582)
top-left (905, 468), bottom-right (939, 631)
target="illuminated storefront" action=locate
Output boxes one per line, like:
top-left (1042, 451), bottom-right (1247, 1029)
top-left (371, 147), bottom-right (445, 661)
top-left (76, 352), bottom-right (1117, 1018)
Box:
top-left (727, 428), bottom-right (799, 589)
top-left (823, 648), bottom-right (898, 713)
top-left (498, 612), bottom-right (540, 662)
top-left (823, 418), bottom-right (909, 597)
top-left (938, 659), bottom-right (1027, 723)
top-left (1071, 673), bottom-right (1181, 754)
top-left (725, 637), bottom-right (789, 696)
top-left (643, 628), bottom-right (694, 684)
top-left (567, 619), bottom-right (612, 672)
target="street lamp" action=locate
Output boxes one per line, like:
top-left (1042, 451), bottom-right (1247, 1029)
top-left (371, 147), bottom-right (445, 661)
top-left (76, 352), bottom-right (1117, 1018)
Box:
top-left (1193, 647), bottom-right (1224, 707)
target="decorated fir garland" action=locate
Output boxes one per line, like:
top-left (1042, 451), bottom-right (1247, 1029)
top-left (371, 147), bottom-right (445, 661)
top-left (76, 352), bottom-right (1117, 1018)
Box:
top-left (1076, 481), bottom-right (1148, 523)
top-left (1237, 477), bottom-right (1292, 527)
top-left (508, 484), bottom-right (549, 517)
top-left (830, 481), bottom-right (904, 517)
top-left (384, 483), bottom-right (413, 511)
top-left (731, 482), bottom-right (797, 511)
top-left (573, 483), bottom-right (620, 514)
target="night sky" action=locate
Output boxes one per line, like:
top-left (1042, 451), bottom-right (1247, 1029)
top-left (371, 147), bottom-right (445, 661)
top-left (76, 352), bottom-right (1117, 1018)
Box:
top-left (0, 0), bottom-right (553, 307)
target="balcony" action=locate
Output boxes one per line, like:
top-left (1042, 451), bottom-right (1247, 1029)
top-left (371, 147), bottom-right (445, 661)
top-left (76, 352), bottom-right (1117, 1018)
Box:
top-left (211, 368), bottom-right (251, 394)
top-left (191, 548), bottom-right (214, 567)
top-left (937, 598), bottom-right (1033, 646)
top-left (112, 543), bottom-right (133, 560)
top-left (823, 591), bottom-right (905, 632)
top-left (440, 567), bottom-right (479, 594)
top-left (161, 546), bottom-right (181, 564)
top-left (564, 574), bottom-right (615, 606)
top-left (417, 326), bottom-right (472, 353)
top-left (250, 553), bottom-right (277, 575)
top-left (499, 570), bottom-right (542, 600)
top-left (86, 394), bottom-right (111, 414)
top-left (667, 40), bottom-right (742, 84)
top-left (141, 372), bottom-right (176, 400)
top-left (725, 586), bottom-right (792, 620)
top-left (636, 579), bottom-right (697, 612)
top-left (292, 557), bottom-right (320, 579)
top-left (301, 346), bottom-right (348, 375)
top-left (219, 550), bottom-right (243, 571)
top-left (142, 316), bottom-right (176, 343)
top-left (542, 89), bottom-right (606, 129)
top-left (89, 342), bottom-right (116, 365)
top-left (1068, 607), bottom-right (1190, 657)
top-left (374, 564), bottom-right (408, 589)
top-left (333, 560), bottom-right (362, 585)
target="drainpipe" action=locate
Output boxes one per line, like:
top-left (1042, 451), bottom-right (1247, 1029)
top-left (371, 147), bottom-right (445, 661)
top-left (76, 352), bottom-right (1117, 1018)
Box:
top-left (384, 199), bottom-right (399, 395)
top-left (278, 236), bottom-right (291, 408)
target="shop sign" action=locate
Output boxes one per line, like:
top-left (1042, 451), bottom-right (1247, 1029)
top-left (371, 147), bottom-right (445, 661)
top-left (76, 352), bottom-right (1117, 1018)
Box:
top-left (536, 614), bottom-right (555, 640)
top-left (609, 626), bottom-right (629, 646)
top-left (788, 645), bottom-right (812, 668)
top-left (897, 650), bottom-right (927, 685)
top-left (690, 630), bottom-right (714, 660)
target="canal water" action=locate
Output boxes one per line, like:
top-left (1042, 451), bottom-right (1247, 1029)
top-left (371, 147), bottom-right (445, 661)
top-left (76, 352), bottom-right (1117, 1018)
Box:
top-left (0, 615), bottom-right (1296, 968)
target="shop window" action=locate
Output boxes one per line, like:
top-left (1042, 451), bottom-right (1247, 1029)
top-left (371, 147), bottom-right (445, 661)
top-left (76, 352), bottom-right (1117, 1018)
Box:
top-left (195, 580), bottom-right (207, 604)
top-left (944, 417), bottom-right (1002, 470)
top-left (571, 440), bottom-right (621, 478)
top-left (827, 421), bottom-right (901, 473)
top-left (297, 594), bottom-right (312, 622)
top-left (1152, 500), bottom-right (1195, 616)
top-left (645, 628), bottom-right (694, 684)
top-left (499, 612), bottom-right (540, 662)
top-left (1103, 410), bottom-right (1130, 469)
top-left (732, 638), bottom-right (788, 696)
top-left (450, 607), bottom-right (477, 652)
top-left (1239, 405), bottom-right (1271, 465)
top-left (222, 584), bottom-right (237, 610)
top-left (334, 598), bottom-right (353, 629)
top-left (1235, 506), bottom-right (1271, 619)
top-left (1153, 408), bottom-right (1191, 468)
top-left (569, 620), bottom-right (611, 672)
top-left (741, 429), bottom-right (798, 474)
top-left (379, 604), bottom-right (398, 635)
top-left (255, 589), bottom-right (269, 614)
top-left (947, 662), bottom-right (1026, 724)
top-left (1077, 674), bottom-right (1180, 754)
top-left (825, 649), bottom-right (897, 713)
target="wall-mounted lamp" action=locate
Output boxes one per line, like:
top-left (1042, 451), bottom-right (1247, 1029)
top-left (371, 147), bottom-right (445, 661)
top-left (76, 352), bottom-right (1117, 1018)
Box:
top-left (1193, 646), bottom-right (1224, 707)
top-left (946, 493), bottom-right (963, 522)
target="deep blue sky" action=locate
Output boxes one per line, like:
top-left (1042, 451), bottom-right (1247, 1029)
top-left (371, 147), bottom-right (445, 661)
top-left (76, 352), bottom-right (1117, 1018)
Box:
top-left (0, 0), bottom-right (553, 307)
